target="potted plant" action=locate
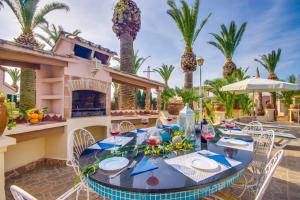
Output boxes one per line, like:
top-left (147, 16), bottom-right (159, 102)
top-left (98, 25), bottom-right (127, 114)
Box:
top-left (167, 96), bottom-right (184, 115)
top-left (289, 104), bottom-right (298, 109)
top-left (213, 103), bottom-right (225, 112)
top-left (0, 93), bottom-right (8, 136)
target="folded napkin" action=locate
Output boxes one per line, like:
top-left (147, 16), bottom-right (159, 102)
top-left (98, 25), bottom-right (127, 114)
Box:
top-left (162, 125), bottom-right (172, 129)
top-left (136, 129), bottom-right (146, 133)
top-left (231, 127), bottom-right (242, 131)
top-left (207, 155), bottom-right (232, 168)
top-left (224, 137), bottom-right (253, 143)
top-left (131, 156), bottom-right (158, 176)
top-left (97, 142), bottom-right (121, 150)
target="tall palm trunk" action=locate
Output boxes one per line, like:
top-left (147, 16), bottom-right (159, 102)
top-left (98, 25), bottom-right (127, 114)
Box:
top-left (268, 72), bottom-right (278, 119)
top-left (184, 71), bottom-right (193, 88)
top-left (119, 32), bottom-right (135, 109)
top-left (223, 58), bottom-right (237, 77)
top-left (256, 68), bottom-right (264, 116)
top-left (16, 32), bottom-right (37, 110)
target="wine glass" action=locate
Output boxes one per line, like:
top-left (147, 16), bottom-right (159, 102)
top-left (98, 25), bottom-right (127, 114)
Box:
top-left (201, 125), bottom-right (215, 142)
top-left (141, 117), bottom-right (149, 128)
top-left (110, 123), bottom-right (120, 152)
top-left (167, 115), bottom-right (173, 124)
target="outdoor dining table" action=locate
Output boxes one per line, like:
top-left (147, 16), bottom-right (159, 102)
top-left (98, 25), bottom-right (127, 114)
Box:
top-left (79, 131), bottom-right (253, 200)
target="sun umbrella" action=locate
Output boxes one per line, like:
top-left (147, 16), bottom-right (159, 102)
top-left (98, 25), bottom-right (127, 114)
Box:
top-left (221, 77), bottom-right (300, 93)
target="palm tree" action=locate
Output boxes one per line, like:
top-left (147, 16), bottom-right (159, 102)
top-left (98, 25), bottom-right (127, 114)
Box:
top-left (256, 67), bottom-right (264, 116)
top-left (208, 21), bottom-right (247, 77)
top-left (114, 50), bottom-right (149, 75)
top-left (112, 0), bottom-right (141, 110)
top-left (167, 0), bottom-right (211, 89)
top-left (153, 64), bottom-right (175, 87)
top-left (4, 0), bottom-right (69, 110)
top-left (7, 68), bottom-right (20, 92)
top-left (36, 24), bottom-right (81, 48)
top-left (255, 48), bottom-right (282, 117)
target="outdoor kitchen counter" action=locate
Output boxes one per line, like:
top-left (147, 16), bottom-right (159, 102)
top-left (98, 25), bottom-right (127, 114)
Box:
top-left (4, 121), bottom-right (67, 142)
top-left (111, 115), bottom-right (159, 121)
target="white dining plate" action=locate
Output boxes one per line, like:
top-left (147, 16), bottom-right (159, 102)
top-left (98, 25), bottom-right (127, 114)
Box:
top-left (227, 139), bottom-right (249, 146)
top-left (99, 157), bottom-right (129, 171)
top-left (190, 158), bottom-right (220, 172)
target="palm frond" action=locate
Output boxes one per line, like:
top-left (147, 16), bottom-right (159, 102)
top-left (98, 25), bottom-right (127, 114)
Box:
top-left (254, 48), bottom-right (281, 76)
top-left (32, 2), bottom-right (69, 29)
top-left (208, 21), bottom-right (247, 60)
top-left (167, 0), bottom-right (210, 50)
top-left (4, 0), bottom-right (24, 28)
top-left (153, 64), bottom-right (175, 87)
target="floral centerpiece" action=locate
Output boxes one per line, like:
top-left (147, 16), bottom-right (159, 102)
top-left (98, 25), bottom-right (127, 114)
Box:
top-left (167, 96), bottom-right (184, 115)
top-left (76, 126), bottom-right (196, 182)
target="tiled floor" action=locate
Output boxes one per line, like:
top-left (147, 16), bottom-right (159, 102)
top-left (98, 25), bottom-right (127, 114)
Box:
top-left (5, 124), bottom-right (300, 200)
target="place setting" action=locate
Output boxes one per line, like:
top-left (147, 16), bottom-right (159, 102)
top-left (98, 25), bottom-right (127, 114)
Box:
top-left (216, 136), bottom-right (254, 151)
top-left (164, 150), bottom-right (241, 183)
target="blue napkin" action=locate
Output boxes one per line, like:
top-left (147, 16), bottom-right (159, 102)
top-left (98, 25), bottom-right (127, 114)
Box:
top-left (136, 129), bottom-right (146, 133)
top-left (231, 127), bottom-right (242, 131)
top-left (162, 124), bottom-right (171, 129)
top-left (233, 138), bottom-right (253, 142)
top-left (131, 156), bottom-right (158, 176)
top-left (225, 137), bottom-right (253, 143)
top-left (207, 155), bottom-right (232, 168)
top-left (97, 142), bottom-right (121, 150)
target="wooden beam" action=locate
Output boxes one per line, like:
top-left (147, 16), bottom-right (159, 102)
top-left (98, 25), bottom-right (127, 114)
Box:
top-left (0, 60), bottom-right (40, 69)
top-left (111, 73), bottom-right (159, 90)
top-left (0, 49), bottom-right (68, 67)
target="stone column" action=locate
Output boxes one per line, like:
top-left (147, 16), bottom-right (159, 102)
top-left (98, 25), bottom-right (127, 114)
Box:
top-left (145, 88), bottom-right (151, 112)
top-left (0, 136), bottom-right (16, 200)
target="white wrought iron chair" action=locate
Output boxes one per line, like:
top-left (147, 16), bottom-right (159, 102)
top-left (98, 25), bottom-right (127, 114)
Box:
top-left (228, 129), bottom-right (275, 197)
top-left (66, 128), bottom-right (96, 200)
top-left (119, 121), bottom-right (136, 133)
top-left (242, 121), bottom-right (263, 134)
top-left (155, 118), bottom-right (163, 128)
top-left (10, 184), bottom-right (83, 200)
top-left (10, 185), bottom-right (37, 200)
top-left (201, 150), bottom-right (284, 200)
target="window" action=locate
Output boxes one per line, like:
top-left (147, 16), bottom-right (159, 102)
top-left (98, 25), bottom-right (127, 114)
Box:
top-left (74, 44), bottom-right (92, 59)
top-left (94, 51), bottom-right (109, 64)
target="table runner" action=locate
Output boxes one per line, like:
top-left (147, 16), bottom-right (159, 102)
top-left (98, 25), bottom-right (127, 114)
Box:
top-left (164, 150), bottom-right (241, 182)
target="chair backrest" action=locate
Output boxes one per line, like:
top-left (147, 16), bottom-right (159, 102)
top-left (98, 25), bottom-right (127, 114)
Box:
top-left (119, 121), bottom-right (136, 133)
top-left (255, 130), bottom-right (275, 160)
top-left (10, 185), bottom-right (38, 200)
top-left (67, 128), bottom-right (96, 176)
top-left (243, 121), bottom-right (263, 134)
top-left (155, 118), bottom-right (163, 128)
top-left (255, 150), bottom-right (284, 200)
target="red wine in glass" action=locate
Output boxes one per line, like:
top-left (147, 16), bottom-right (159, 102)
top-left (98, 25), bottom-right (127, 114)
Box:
top-left (203, 134), bottom-right (214, 141)
top-left (147, 138), bottom-right (158, 147)
top-left (111, 130), bottom-right (120, 137)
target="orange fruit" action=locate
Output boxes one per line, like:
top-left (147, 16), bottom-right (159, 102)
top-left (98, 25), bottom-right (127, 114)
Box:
top-left (31, 113), bottom-right (39, 119)
top-left (30, 118), bottom-right (39, 124)
top-left (38, 113), bottom-right (44, 120)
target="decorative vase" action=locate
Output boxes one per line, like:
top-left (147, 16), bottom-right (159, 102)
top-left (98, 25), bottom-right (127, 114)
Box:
top-left (167, 103), bottom-right (184, 115)
top-left (214, 103), bottom-right (225, 112)
top-left (0, 97), bottom-right (8, 136)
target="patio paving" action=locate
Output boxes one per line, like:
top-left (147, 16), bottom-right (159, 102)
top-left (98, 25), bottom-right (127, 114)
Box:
top-left (5, 124), bottom-right (300, 200)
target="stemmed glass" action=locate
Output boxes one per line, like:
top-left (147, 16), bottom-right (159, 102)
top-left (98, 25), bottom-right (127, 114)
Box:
top-left (201, 125), bottom-right (215, 142)
top-left (141, 117), bottom-right (149, 128)
top-left (110, 123), bottom-right (120, 152)
top-left (167, 115), bottom-right (173, 124)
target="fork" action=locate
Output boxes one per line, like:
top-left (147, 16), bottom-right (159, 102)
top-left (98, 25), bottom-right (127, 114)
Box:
top-left (109, 160), bottom-right (137, 179)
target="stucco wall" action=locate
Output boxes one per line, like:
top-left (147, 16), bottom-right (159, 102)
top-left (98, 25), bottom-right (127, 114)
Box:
top-left (4, 137), bottom-right (46, 171)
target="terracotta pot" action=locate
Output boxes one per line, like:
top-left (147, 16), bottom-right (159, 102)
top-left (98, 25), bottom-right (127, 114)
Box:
top-left (233, 104), bottom-right (241, 110)
top-left (167, 103), bottom-right (184, 115)
top-left (214, 103), bottom-right (225, 112)
top-left (290, 104), bottom-right (298, 109)
top-left (0, 97), bottom-right (8, 135)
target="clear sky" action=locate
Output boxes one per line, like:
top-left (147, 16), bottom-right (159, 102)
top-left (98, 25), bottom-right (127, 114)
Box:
top-left (0, 0), bottom-right (299, 88)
